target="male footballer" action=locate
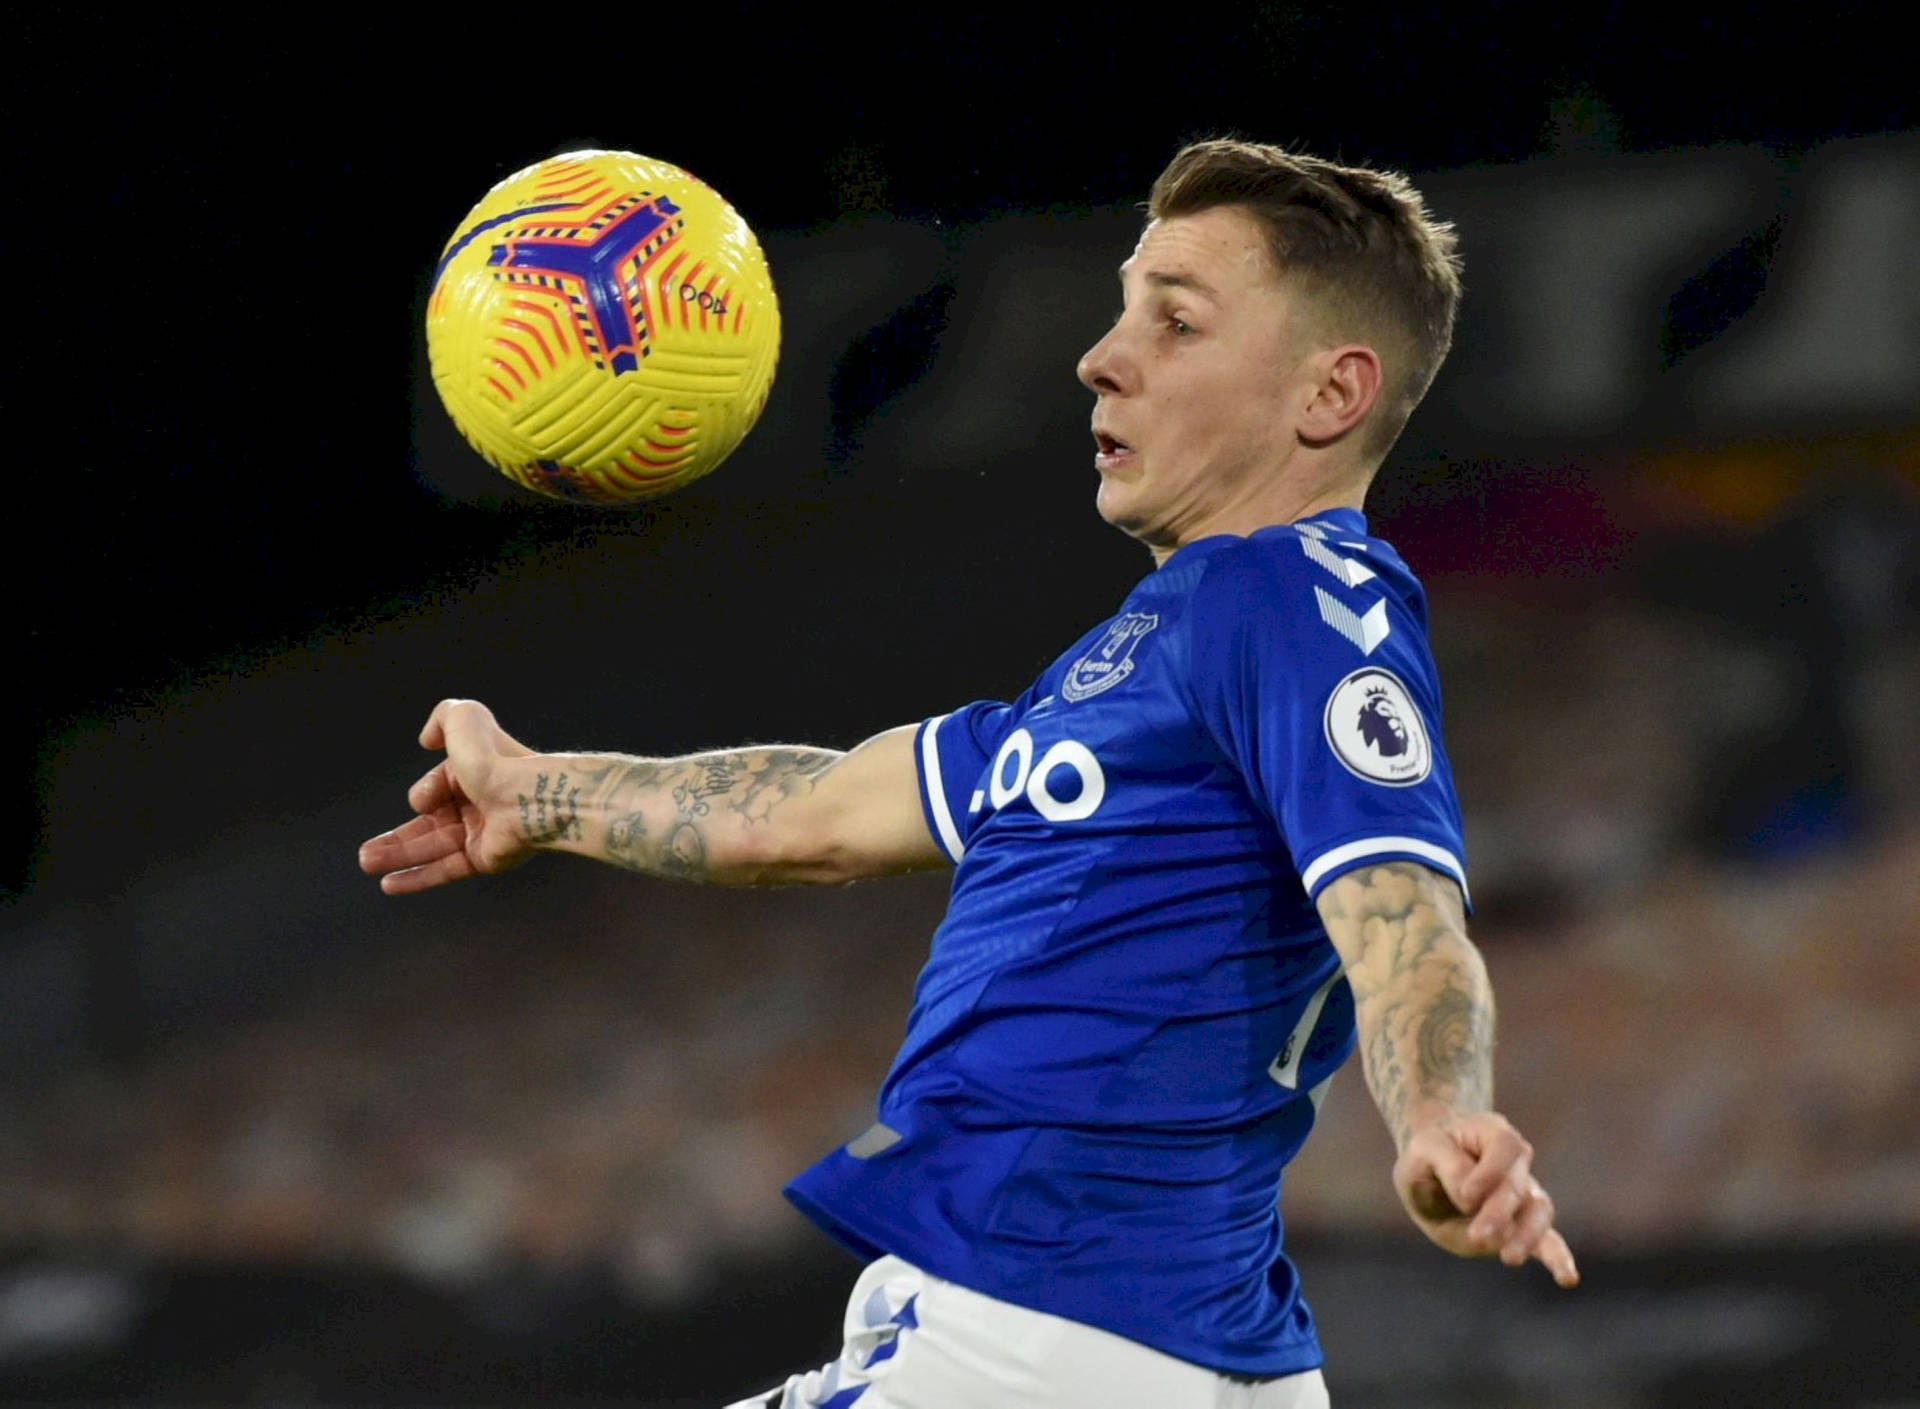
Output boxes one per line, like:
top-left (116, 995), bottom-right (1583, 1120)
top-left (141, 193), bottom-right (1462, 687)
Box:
top-left (362, 139), bottom-right (1577, 1407)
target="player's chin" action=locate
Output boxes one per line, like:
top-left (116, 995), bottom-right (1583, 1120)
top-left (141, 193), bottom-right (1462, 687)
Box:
top-left (1093, 469), bottom-right (1149, 531)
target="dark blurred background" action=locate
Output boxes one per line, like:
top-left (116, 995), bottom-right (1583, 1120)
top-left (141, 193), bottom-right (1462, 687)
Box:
top-left (5, 7), bottom-right (1918, 1407)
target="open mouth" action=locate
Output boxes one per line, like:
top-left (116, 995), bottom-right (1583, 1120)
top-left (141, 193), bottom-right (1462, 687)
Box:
top-left (1093, 430), bottom-right (1135, 470)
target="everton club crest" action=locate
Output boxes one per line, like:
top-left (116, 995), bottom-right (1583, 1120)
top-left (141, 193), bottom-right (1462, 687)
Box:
top-left (1062, 612), bottom-right (1160, 702)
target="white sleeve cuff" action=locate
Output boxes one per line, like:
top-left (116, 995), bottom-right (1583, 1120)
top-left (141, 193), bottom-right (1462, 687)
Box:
top-left (1299, 835), bottom-right (1470, 907)
top-left (918, 715), bottom-right (966, 863)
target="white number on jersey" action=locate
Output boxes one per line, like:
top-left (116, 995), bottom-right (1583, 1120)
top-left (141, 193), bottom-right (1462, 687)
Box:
top-left (973, 728), bottom-right (1108, 823)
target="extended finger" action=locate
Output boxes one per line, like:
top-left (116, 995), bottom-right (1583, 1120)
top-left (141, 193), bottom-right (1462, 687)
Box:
top-left (378, 849), bottom-right (478, 895)
top-left (359, 812), bottom-right (464, 874)
top-left (1535, 1227), bottom-right (1579, 1289)
top-left (1498, 1175), bottom-right (1552, 1266)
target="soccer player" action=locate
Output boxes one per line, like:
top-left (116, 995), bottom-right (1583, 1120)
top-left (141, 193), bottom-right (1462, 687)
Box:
top-left (361, 139), bottom-right (1577, 1407)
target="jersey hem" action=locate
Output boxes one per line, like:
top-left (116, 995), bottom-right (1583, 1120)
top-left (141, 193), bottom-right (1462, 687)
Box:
top-left (782, 1180), bottom-right (1328, 1380)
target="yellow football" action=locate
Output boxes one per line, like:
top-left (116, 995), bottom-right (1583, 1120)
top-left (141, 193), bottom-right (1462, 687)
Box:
top-left (426, 151), bottom-right (780, 503)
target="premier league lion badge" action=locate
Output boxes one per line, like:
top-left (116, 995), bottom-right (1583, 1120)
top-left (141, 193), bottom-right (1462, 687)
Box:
top-left (1323, 667), bottom-right (1432, 785)
top-left (1062, 613), bottom-right (1160, 702)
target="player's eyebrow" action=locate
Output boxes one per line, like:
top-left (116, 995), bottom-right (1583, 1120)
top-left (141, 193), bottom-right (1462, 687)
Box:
top-left (1118, 264), bottom-right (1222, 302)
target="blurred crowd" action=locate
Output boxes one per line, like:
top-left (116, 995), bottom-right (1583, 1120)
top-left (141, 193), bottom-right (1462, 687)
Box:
top-left (0, 876), bottom-right (938, 1307)
top-left (3, 465), bottom-right (1917, 1311)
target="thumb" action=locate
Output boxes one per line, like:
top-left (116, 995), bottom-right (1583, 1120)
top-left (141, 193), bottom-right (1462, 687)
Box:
top-left (435, 699), bottom-right (534, 760)
top-left (424, 698), bottom-right (490, 751)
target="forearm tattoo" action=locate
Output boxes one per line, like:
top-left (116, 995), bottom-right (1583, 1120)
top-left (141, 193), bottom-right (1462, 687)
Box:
top-left (1318, 862), bottom-right (1494, 1149)
top-left (517, 772), bottom-right (583, 844)
top-left (537, 747), bottom-right (841, 882)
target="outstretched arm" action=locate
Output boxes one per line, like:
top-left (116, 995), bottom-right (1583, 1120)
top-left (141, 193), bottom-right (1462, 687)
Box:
top-left (359, 699), bottom-right (945, 893)
top-left (1315, 861), bottom-right (1578, 1288)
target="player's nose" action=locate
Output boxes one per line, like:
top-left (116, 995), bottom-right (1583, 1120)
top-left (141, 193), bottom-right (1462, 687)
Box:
top-left (1077, 322), bottom-right (1133, 396)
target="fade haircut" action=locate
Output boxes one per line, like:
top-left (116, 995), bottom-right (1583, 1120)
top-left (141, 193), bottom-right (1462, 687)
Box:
top-left (1148, 139), bottom-right (1463, 461)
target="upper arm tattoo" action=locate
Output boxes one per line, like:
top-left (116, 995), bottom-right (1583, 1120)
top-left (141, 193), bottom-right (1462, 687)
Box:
top-left (1317, 861), bottom-right (1493, 1148)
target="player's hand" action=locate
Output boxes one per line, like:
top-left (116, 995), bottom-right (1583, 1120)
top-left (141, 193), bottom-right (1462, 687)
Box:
top-left (358, 699), bottom-right (538, 895)
top-left (1392, 1110), bottom-right (1578, 1288)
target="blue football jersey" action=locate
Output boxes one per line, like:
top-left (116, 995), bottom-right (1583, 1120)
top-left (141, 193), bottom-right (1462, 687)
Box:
top-left (785, 509), bottom-right (1468, 1377)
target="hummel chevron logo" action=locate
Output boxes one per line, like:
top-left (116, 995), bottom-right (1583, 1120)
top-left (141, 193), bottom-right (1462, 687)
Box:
top-left (1299, 533), bottom-right (1377, 587)
top-left (1314, 586), bottom-right (1391, 654)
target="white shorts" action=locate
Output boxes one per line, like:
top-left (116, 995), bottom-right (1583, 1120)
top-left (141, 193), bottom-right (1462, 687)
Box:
top-left (725, 1255), bottom-right (1330, 1409)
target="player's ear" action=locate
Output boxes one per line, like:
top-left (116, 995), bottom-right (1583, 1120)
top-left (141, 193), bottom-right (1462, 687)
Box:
top-left (1298, 344), bottom-right (1383, 447)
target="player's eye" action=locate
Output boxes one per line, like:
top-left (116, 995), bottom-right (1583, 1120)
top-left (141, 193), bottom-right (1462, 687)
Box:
top-left (1168, 316), bottom-right (1195, 336)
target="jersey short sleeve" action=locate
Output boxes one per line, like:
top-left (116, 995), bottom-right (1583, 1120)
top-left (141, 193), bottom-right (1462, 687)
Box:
top-left (1186, 536), bottom-right (1470, 907)
top-left (914, 697), bottom-right (1025, 864)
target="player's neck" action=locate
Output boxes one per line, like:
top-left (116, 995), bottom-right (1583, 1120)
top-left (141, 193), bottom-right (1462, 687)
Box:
top-left (1148, 478), bottom-right (1370, 567)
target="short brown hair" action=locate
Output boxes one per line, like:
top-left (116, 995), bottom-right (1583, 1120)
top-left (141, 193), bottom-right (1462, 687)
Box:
top-left (1148, 139), bottom-right (1463, 461)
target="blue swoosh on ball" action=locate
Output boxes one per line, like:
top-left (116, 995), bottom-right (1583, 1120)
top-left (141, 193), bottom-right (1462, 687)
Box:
top-left (430, 202), bottom-right (578, 292)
